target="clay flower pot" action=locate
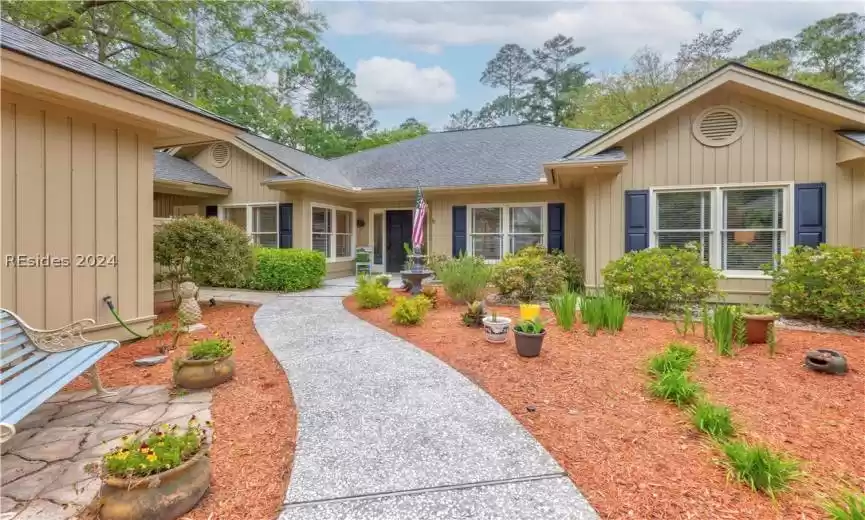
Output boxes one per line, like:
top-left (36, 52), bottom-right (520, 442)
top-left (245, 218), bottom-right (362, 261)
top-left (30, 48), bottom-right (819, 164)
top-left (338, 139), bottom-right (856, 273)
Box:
top-left (733, 230), bottom-right (756, 244)
top-left (173, 355), bottom-right (235, 389)
top-left (482, 316), bottom-right (512, 343)
top-left (99, 444), bottom-right (211, 520)
top-left (741, 313), bottom-right (778, 344)
top-left (514, 329), bottom-right (546, 357)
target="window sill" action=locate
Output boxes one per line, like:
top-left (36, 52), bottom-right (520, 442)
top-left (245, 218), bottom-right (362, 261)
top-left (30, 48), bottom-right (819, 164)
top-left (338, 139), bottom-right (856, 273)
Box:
top-left (326, 256), bottom-right (355, 264)
top-left (722, 271), bottom-right (771, 280)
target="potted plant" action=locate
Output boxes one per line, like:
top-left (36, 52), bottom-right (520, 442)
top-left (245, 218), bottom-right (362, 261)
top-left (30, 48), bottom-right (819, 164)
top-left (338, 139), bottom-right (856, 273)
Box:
top-left (482, 311), bottom-right (512, 343)
top-left (173, 338), bottom-right (235, 389)
top-left (513, 317), bottom-right (546, 357)
top-left (92, 419), bottom-right (211, 520)
top-left (739, 305), bottom-right (779, 344)
top-left (461, 301), bottom-right (486, 327)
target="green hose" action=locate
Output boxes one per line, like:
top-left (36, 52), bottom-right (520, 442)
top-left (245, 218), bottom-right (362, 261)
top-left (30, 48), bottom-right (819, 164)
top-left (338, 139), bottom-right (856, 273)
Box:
top-left (103, 296), bottom-right (146, 340)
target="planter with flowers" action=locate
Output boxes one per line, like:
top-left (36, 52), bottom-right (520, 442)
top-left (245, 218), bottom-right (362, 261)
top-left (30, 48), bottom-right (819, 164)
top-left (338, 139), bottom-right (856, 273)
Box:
top-left (482, 311), bottom-right (512, 343)
top-left (513, 317), bottom-right (547, 357)
top-left (92, 419), bottom-right (211, 520)
top-left (739, 305), bottom-right (779, 344)
top-left (173, 338), bottom-right (235, 389)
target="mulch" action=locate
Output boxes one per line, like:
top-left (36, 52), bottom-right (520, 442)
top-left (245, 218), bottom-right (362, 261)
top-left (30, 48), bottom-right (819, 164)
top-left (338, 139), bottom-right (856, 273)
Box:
top-left (345, 289), bottom-right (865, 520)
top-left (66, 302), bottom-right (296, 520)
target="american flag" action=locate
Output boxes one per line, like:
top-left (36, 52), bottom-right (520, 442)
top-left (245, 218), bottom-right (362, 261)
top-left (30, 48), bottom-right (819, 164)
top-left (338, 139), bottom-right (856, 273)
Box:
top-left (412, 185), bottom-right (427, 248)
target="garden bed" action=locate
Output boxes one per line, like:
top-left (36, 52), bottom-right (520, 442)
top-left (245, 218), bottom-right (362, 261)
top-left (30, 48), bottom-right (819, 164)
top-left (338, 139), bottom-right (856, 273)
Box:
top-left (345, 292), bottom-right (864, 519)
top-left (66, 303), bottom-right (296, 520)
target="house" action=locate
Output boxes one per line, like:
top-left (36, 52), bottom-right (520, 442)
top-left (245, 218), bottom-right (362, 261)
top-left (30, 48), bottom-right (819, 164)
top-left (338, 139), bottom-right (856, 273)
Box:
top-left (0, 21), bottom-right (245, 340)
top-left (157, 63), bottom-right (864, 303)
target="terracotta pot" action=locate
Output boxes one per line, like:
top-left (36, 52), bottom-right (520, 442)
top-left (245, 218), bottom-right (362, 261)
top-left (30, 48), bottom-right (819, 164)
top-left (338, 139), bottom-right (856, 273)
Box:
top-left (482, 316), bottom-right (512, 344)
top-left (514, 329), bottom-right (546, 357)
top-left (173, 355), bottom-right (234, 389)
top-left (99, 445), bottom-right (211, 520)
top-left (734, 231), bottom-right (756, 244)
top-left (742, 314), bottom-right (777, 344)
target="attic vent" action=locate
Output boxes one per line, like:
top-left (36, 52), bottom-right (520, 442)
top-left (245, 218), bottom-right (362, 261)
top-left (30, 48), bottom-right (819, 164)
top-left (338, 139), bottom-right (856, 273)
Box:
top-left (210, 143), bottom-right (231, 167)
top-left (693, 106), bottom-right (744, 147)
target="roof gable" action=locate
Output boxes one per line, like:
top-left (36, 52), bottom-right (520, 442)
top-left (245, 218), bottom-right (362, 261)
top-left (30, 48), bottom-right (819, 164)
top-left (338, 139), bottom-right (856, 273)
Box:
top-left (154, 152), bottom-right (231, 189)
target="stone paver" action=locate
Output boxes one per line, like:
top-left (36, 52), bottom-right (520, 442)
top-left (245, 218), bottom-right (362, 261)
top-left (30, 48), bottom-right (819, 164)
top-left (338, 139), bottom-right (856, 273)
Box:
top-left (1, 386), bottom-right (212, 519)
top-left (256, 277), bottom-right (599, 519)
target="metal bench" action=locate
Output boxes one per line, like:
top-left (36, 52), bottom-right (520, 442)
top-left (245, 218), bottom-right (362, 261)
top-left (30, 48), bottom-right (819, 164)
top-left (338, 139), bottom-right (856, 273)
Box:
top-left (1, 309), bottom-right (119, 443)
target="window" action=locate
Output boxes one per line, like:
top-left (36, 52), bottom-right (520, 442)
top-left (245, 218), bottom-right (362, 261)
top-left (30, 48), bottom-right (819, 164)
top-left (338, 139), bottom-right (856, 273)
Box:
top-left (469, 204), bottom-right (545, 261)
top-left (651, 185), bottom-right (790, 275)
top-left (311, 204), bottom-right (355, 261)
top-left (220, 204), bottom-right (278, 248)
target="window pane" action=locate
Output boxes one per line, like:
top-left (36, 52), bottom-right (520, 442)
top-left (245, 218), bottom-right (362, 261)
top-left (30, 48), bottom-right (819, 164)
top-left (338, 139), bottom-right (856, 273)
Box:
top-left (335, 234), bottom-right (351, 258)
top-left (510, 207), bottom-right (542, 234)
top-left (373, 213), bottom-right (383, 264)
top-left (472, 207), bottom-right (502, 233)
top-left (657, 231), bottom-right (712, 263)
top-left (312, 233), bottom-right (330, 257)
top-left (724, 231), bottom-right (782, 270)
top-left (511, 234), bottom-right (544, 253)
top-left (657, 191), bottom-right (711, 230)
top-left (252, 206), bottom-right (277, 233)
top-left (725, 189), bottom-right (783, 229)
top-left (471, 235), bottom-right (502, 260)
top-left (335, 210), bottom-right (352, 234)
top-left (224, 207), bottom-right (247, 231)
top-left (254, 233), bottom-right (278, 248)
top-left (312, 208), bottom-right (331, 233)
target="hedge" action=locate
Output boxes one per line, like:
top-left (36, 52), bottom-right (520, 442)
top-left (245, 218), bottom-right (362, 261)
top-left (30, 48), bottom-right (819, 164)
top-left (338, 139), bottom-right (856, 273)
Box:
top-left (245, 248), bottom-right (326, 292)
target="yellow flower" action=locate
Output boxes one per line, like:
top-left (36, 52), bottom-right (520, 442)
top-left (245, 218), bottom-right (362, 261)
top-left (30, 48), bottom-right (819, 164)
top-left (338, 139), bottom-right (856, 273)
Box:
top-left (113, 452), bottom-right (129, 461)
top-left (146, 454), bottom-right (157, 462)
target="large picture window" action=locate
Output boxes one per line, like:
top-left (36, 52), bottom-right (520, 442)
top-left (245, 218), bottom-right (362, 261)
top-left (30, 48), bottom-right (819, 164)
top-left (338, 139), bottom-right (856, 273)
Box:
top-left (311, 203), bottom-right (355, 261)
top-left (468, 204), bottom-right (545, 261)
top-left (220, 204), bottom-right (278, 248)
top-left (651, 185), bottom-right (789, 275)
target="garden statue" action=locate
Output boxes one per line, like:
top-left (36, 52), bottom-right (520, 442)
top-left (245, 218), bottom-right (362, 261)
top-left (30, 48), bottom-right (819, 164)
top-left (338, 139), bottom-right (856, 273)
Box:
top-left (177, 281), bottom-right (203, 327)
top-left (804, 349), bottom-right (848, 375)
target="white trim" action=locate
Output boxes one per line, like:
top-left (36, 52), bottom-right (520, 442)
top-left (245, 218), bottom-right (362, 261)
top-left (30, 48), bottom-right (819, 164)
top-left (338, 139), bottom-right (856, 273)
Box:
top-left (367, 207), bottom-right (418, 273)
top-left (310, 202), bottom-right (356, 263)
top-left (218, 202), bottom-right (279, 247)
top-left (466, 203), bottom-right (547, 262)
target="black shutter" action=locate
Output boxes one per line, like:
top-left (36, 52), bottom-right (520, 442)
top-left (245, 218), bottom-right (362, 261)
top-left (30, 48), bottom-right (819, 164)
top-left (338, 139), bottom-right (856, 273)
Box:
top-left (624, 190), bottom-right (650, 252)
top-left (452, 206), bottom-right (467, 257)
top-left (547, 202), bottom-right (565, 253)
top-left (795, 183), bottom-right (826, 246)
top-left (205, 205), bottom-right (218, 218)
top-left (278, 203), bottom-right (293, 248)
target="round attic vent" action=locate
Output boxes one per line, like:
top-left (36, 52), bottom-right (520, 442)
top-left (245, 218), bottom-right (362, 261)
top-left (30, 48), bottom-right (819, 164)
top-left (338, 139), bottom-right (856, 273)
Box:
top-left (693, 106), bottom-right (745, 147)
top-left (210, 143), bottom-right (231, 167)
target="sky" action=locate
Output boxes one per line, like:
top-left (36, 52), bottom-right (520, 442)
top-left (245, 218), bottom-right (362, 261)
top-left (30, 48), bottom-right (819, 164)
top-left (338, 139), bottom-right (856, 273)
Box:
top-left (311, 1), bottom-right (863, 130)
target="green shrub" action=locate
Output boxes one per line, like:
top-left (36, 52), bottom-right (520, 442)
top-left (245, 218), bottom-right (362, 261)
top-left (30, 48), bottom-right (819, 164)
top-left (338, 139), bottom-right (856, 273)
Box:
top-left (647, 343), bottom-right (696, 376)
top-left (721, 441), bottom-right (799, 497)
top-left (353, 275), bottom-right (392, 309)
top-left (188, 338), bottom-right (233, 360)
top-left (691, 401), bottom-right (735, 439)
top-left (550, 251), bottom-right (584, 292)
top-left (602, 245), bottom-right (721, 311)
top-left (246, 248), bottom-right (325, 292)
top-left (375, 274), bottom-right (391, 287)
top-left (490, 245), bottom-right (565, 302)
top-left (649, 370), bottom-right (702, 407)
top-left (549, 290), bottom-right (579, 331)
top-left (823, 490), bottom-right (865, 520)
top-left (580, 294), bottom-right (629, 335)
top-left (709, 306), bottom-right (745, 357)
top-left (421, 286), bottom-right (439, 308)
top-left (765, 245), bottom-right (865, 327)
top-left (154, 216), bottom-right (254, 299)
top-left (461, 300), bottom-right (486, 327)
top-left (391, 295), bottom-right (431, 325)
top-left (437, 255), bottom-right (491, 303)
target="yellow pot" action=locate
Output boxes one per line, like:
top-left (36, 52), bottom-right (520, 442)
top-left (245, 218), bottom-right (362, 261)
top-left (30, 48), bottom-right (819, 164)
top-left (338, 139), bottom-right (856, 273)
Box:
top-left (519, 304), bottom-right (541, 321)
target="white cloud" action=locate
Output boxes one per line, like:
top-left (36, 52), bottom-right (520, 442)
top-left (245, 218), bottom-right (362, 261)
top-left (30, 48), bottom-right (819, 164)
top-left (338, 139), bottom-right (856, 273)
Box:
top-left (354, 57), bottom-right (457, 108)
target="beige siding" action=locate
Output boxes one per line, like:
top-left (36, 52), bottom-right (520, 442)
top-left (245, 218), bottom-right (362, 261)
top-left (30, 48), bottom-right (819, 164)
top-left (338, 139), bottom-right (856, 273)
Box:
top-left (153, 193), bottom-right (202, 218)
top-left (1, 92), bottom-right (154, 338)
top-left (583, 87), bottom-right (865, 300)
top-left (190, 144), bottom-right (283, 203)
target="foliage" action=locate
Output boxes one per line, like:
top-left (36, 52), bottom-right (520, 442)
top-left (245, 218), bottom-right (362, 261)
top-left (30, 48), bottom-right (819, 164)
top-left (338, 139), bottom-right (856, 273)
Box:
top-left (647, 343), bottom-right (697, 377)
top-left (426, 253), bottom-right (450, 278)
top-left (550, 251), bottom-right (584, 292)
top-left (549, 291), bottom-right (579, 331)
top-left (602, 245), bottom-right (721, 311)
top-left (188, 338), bottom-right (233, 360)
top-left (675, 28), bottom-right (743, 82)
top-left (709, 306), bottom-right (744, 357)
top-left (437, 255), bottom-right (491, 304)
top-left (670, 306), bottom-right (697, 337)
top-left (764, 245), bottom-right (865, 327)
top-left (153, 217), bottom-right (253, 299)
top-left (479, 44), bottom-right (534, 117)
top-left (691, 401), bottom-right (736, 440)
top-left (579, 294), bottom-right (629, 335)
top-left (740, 304), bottom-right (778, 316)
top-left (649, 370), bottom-right (703, 407)
top-left (245, 247), bottom-right (325, 292)
top-left (421, 286), bottom-right (439, 308)
top-left (823, 490), bottom-right (865, 520)
top-left (514, 317), bottom-right (546, 334)
top-left (353, 274), bottom-right (392, 309)
top-left (98, 419), bottom-right (208, 479)
top-left (461, 301), bottom-right (486, 327)
top-left (526, 34), bottom-right (591, 125)
top-left (490, 246), bottom-right (565, 302)
top-left (721, 441), bottom-right (800, 497)
top-left (375, 274), bottom-right (391, 287)
top-left (391, 296), bottom-right (431, 325)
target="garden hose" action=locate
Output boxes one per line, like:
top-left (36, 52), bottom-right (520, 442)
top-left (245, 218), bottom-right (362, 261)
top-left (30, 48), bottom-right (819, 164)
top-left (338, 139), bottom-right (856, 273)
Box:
top-left (103, 295), bottom-right (146, 340)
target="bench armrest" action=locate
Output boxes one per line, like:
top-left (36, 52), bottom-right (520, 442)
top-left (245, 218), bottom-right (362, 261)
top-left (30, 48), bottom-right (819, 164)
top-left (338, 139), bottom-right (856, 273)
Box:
top-left (21, 318), bottom-right (97, 352)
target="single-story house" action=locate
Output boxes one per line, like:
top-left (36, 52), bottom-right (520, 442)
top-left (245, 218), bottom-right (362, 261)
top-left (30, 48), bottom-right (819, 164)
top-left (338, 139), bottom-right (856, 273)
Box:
top-left (1, 21), bottom-right (245, 340)
top-left (156, 62), bottom-right (865, 303)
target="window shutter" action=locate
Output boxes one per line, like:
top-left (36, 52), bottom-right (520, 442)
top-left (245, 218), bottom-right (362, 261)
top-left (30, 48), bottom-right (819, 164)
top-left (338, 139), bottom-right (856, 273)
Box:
top-left (278, 203), bottom-right (293, 248)
top-left (625, 190), bottom-right (650, 252)
top-left (205, 205), bottom-right (218, 218)
top-left (795, 183), bottom-right (826, 246)
top-left (452, 206), bottom-right (467, 257)
top-left (547, 203), bottom-right (565, 253)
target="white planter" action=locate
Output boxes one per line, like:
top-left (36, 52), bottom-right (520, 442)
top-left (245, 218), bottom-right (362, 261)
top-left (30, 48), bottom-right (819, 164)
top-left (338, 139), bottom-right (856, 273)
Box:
top-left (482, 316), bottom-right (512, 344)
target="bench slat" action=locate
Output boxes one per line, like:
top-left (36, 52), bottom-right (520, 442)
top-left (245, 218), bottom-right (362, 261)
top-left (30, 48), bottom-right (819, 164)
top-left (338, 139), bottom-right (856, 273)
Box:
top-left (0, 311), bottom-right (10, 322)
top-left (0, 350), bottom-right (48, 382)
top-left (0, 326), bottom-right (24, 342)
top-left (0, 318), bottom-right (17, 330)
top-left (1, 333), bottom-right (31, 353)
top-left (1, 345), bottom-right (38, 368)
top-left (1, 347), bottom-right (80, 398)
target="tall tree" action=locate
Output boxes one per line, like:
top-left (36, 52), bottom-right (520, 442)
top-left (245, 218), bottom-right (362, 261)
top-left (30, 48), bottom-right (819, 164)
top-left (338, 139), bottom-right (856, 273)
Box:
top-left (480, 44), bottom-right (534, 116)
top-left (445, 109), bottom-right (480, 131)
top-left (304, 47), bottom-right (376, 135)
top-left (475, 95), bottom-right (518, 127)
top-left (525, 34), bottom-right (590, 125)
top-left (675, 28), bottom-right (743, 82)
top-left (796, 13), bottom-right (865, 95)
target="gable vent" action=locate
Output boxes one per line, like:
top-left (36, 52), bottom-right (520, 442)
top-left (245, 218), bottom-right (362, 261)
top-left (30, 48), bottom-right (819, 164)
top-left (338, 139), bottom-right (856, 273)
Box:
top-left (693, 106), bottom-right (744, 147)
top-left (210, 143), bottom-right (231, 167)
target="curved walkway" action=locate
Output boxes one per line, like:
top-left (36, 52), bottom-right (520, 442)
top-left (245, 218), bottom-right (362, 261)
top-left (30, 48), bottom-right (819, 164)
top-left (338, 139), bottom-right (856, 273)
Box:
top-left (253, 278), bottom-right (599, 519)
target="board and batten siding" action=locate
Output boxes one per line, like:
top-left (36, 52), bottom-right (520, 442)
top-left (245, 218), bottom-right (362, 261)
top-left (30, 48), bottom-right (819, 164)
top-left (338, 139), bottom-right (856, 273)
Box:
top-left (153, 193), bottom-right (202, 218)
top-left (1, 92), bottom-right (155, 338)
top-left (583, 87), bottom-right (865, 302)
top-left (191, 144), bottom-right (282, 203)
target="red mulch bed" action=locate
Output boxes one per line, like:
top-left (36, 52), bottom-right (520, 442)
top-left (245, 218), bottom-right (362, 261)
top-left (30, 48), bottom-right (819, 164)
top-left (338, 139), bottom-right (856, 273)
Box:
top-left (66, 302), bottom-right (296, 520)
top-left (345, 290), bottom-right (864, 520)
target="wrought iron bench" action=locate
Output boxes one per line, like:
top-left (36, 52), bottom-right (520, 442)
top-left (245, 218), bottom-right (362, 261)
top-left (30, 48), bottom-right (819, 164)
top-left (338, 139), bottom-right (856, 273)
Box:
top-left (0, 309), bottom-right (119, 443)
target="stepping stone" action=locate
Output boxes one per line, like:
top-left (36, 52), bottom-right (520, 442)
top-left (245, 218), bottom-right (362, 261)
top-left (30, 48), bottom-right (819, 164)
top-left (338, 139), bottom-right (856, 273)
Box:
top-left (133, 355), bottom-right (168, 367)
top-left (125, 386), bottom-right (166, 398)
top-left (97, 403), bottom-right (149, 425)
top-left (79, 426), bottom-right (138, 451)
top-left (169, 390), bottom-right (212, 404)
top-left (0, 455), bottom-right (46, 485)
top-left (125, 388), bottom-right (171, 405)
top-left (185, 323), bottom-right (207, 332)
top-left (160, 402), bottom-right (210, 423)
top-left (1, 430), bottom-right (36, 455)
top-left (17, 427), bottom-right (89, 449)
top-left (15, 434), bottom-right (83, 463)
top-left (0, 495), bottom-right (21, 515)
top-left (16, 406), bottom-right (60, 431)
top-left (2, 461), bottom-right (71, 501)
top-left (6, 499), bottom-right (74, 520)
top-left (43, 458), bottom-right (100, 493)
top-left (48, 407), bottom-right (106, 428)
top-left (124, 404), bottom-right (169, 426)
top-left (52, 400), bottom-right (106, 420)
top-left (40, 478), bottom-right (100, 507)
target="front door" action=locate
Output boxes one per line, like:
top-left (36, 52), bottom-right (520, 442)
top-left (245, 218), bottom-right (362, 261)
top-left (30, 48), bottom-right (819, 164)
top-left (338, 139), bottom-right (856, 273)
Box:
top-left (386, 210), bottom-right (413, 273)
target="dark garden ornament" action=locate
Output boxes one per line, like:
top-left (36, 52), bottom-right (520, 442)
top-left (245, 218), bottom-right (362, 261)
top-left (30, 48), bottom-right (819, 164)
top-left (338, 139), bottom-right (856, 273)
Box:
top-left (804, 349), bottom-right (848, 375)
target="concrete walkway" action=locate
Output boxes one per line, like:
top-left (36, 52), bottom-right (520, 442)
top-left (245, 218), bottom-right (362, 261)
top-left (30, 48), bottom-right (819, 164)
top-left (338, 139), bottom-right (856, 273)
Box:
top-left (253, 278), bottom-right (599, 519)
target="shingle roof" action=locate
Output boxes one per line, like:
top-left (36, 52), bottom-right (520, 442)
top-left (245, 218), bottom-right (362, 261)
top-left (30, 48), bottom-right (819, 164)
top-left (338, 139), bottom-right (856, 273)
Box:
top-left (154, 152), bottom-right (231, 189)
top-left (237, 133), bottom-right (350, 187)
top-left (550, 147), bottom-right (626, 164)
top-left (838, 131), bottom-right (865, 147)
top-left (0, 20), bottom-right (243, 129)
